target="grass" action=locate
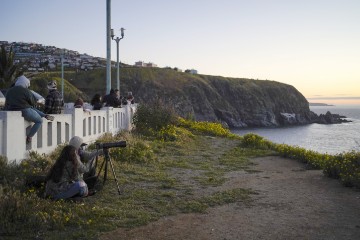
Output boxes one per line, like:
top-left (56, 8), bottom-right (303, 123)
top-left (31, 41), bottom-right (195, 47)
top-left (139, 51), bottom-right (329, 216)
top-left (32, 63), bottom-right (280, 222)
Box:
top-left (0, 132), bottom-right (274, 239)
top-left (2, 117), bottom-right (359, 239)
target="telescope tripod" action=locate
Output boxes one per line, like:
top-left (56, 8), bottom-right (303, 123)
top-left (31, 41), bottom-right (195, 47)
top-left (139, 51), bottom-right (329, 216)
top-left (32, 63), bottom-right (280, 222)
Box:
top-left (96, 148), bottom-right (122, 195)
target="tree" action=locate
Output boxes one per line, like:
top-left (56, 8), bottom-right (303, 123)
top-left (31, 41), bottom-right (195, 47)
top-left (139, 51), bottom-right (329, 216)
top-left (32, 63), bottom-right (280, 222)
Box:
top-left (0, 45), bottom-right (18, 88)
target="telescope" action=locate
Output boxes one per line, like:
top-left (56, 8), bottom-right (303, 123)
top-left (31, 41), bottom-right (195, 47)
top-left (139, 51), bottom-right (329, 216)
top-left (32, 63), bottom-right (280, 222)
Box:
top-left (94, 140), bottom-right (126, 195)
top-left (96, 141), bottom-right (126, 149)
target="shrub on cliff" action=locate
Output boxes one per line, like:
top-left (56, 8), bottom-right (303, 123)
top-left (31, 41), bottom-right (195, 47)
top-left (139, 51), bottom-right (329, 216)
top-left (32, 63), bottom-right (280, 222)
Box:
top-left (132, 98), bottom-right (179, 139)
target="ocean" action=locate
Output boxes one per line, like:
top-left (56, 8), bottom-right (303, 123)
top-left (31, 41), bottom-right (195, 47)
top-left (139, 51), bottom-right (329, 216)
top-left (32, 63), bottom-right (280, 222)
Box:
top-left (231, 105), bottom-right (360, 155)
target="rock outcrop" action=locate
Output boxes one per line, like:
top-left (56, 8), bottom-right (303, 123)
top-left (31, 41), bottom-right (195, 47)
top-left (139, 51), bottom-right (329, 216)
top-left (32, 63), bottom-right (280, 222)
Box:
top-left (314, 111), bottom-right (351, 124)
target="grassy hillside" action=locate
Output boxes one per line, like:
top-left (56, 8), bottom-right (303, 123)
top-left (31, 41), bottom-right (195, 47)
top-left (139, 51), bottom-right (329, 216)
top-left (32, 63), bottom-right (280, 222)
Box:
top-left (29, 67), bottom-right (311, 127)
top-left (28, 72), bottom-right (89, 102)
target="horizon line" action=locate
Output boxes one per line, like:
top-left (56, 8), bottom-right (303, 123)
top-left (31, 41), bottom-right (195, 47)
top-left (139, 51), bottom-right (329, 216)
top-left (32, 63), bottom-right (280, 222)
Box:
top-left (307, 97), bottom-right (360, 100)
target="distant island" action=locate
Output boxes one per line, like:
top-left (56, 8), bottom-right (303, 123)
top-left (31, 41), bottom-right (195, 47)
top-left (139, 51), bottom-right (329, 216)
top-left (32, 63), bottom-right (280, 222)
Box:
top-left (309, 103), bottom-right (334, 106)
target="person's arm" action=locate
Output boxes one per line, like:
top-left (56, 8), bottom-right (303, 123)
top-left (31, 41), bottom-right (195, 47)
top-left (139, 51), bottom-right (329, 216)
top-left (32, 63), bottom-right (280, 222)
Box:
top-left (76, 155), bottom-right (90, 174)
top-left (26, 89), bottom-right (37, 107)
top-left (80, 149), bottom-right (103, 164)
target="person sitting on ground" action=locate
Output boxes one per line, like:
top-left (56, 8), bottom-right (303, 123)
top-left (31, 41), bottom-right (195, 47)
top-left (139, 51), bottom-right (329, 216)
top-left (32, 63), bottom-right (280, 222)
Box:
top-left (103, 89), bottom-right (121, 107)
top-left (4, 75), bottom-right (54, 144)
top-left (90, 93), bottom-right (103, 110)
top-left (44, 80), bottom-right (64, 114)
top-left (45, 136), bottom-right (102, 200)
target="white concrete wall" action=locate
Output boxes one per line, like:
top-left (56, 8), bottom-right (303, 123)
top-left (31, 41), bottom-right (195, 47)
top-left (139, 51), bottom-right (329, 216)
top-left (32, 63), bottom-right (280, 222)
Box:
top-left (0, 104), bottom-right (137, 163)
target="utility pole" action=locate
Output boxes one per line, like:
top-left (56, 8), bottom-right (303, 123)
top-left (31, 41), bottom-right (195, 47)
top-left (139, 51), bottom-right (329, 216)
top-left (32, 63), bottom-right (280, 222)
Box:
top-left (106, 0), bottom-right (111, 94)
top-left (111, 28), bottom-right (125, 92)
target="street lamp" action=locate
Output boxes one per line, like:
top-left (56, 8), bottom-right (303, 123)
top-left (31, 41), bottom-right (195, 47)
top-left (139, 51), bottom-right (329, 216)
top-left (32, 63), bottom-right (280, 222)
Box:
top-left (111, 27), bottom-right (125, 93)
top-left (61, 49), bottom-right (66, 99)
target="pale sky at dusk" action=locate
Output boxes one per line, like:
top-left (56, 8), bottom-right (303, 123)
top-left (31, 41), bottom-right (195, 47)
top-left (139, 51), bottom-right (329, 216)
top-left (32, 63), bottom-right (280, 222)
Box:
top-left (2, 0), bottom-right (359, 104)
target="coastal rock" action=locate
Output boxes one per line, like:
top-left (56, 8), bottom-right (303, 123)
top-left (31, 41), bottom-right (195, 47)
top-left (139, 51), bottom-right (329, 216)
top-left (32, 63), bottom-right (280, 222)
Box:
top-left (314, 111), bottom-right (351, 124)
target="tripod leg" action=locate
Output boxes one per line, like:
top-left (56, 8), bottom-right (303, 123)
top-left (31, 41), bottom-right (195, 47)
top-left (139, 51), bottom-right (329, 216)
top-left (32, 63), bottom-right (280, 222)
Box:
top-left (96, 159), bottom-right (105, 178)
top-left (102, 149), bottom-right (111, 184)
top-left (108, 157), bottom-right (122, 195)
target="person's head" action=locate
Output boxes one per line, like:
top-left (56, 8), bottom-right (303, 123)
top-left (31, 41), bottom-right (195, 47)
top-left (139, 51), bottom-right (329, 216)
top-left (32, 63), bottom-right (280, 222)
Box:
top-left (91, 93), bottom-right (101, 103)
top-left (69, 136), bottom-right (87, 150)
top-left (74, 97), bottom-right (84, 107)
top-left (47, 80), bottom-right (57, 90)
top-left (127, 91), bottom-right (133, 96)
top-left (114, 89), bottom-right (120, 96)
top-left (14, 75), bottom-right (30, 88)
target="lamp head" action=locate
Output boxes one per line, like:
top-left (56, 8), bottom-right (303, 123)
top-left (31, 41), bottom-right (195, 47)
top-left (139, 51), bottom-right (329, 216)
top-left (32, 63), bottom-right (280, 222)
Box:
top-left (120, 28), bottom-right (125, 38)
top-left (111, 28), bottom-right (115, 39)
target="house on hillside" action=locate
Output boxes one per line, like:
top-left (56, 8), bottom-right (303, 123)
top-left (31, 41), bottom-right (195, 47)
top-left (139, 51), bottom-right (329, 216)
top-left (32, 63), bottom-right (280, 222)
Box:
top-left (135, 61), bottom-right (157, 68)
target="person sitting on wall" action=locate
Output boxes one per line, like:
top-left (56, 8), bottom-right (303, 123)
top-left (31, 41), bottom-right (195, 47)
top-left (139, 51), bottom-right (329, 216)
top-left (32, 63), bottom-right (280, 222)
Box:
top-left (74, 97), bottom-right (84, 108)
top-left (102, 89), bottom-right (113, 106)
top-left (127, 91), bottom-right (135, 104)
top-left (103, 89), bottom-right (121, 107)
top-left (90, 93), bottom-right (103, 110)
top-left (4, 75), bottom-right (54, 144)
top-left (45, 136), bottom-right (102, 200)
top-left (44, 80), bottom-right (64, 114)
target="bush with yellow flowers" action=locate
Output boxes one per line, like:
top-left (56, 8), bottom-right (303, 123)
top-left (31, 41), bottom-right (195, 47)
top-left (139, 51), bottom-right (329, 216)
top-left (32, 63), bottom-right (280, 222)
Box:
top-left (240, 133), bottom-right (360, 188)
top-left (178, 117), bottom-right (238, 138)
top-left (241, 133), bottom-right (274, 150)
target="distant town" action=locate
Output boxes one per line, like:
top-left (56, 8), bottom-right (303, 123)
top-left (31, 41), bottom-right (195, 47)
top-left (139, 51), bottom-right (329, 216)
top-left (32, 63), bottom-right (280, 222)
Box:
top-left (0, 41), bottom-right (198, 74)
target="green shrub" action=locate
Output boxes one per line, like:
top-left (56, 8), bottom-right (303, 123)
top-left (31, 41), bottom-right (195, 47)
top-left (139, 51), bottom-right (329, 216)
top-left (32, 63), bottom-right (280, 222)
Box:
top-left (178, 117), bottom-right (236, 138)
top-left (337, 151), bottom-right (360, 187)
top-left (110, 138), bottom-right (155, 164)
top-left (133, 99), bottom-right (178, 138)
top-left (241, 133), bottom-right (274, 150)
top-left (95, 132), bottom-right (156, 164)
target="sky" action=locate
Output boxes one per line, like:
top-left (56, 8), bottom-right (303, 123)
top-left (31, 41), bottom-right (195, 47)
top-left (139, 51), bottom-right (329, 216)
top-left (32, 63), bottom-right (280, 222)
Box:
top-left (2, 0), bottom-right (360, 105)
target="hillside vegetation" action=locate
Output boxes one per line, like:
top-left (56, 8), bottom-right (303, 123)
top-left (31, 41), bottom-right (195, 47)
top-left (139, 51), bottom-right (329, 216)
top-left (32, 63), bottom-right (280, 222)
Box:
top-left (33, 67), bottom-right (313, 128)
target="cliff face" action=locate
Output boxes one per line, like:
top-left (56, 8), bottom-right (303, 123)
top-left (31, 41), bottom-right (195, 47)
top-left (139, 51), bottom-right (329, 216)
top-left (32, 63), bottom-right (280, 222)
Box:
top-left (117, 68), bottom-right (314, 128)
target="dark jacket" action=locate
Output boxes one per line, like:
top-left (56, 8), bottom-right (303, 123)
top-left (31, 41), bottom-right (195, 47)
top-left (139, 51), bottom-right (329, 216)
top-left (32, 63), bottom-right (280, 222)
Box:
top-left (44, 90), bottom-right (64, 114)
top-left (103, 93), bottom-right (121, 107)
top-left (4, 86), bottom-right (36, 110)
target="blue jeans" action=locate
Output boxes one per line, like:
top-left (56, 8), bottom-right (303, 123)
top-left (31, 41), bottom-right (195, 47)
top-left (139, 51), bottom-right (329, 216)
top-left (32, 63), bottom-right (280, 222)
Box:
top-left (22, 108), bottom-right (45, 137)
top-left (54, 181), bottom-right (88, 200)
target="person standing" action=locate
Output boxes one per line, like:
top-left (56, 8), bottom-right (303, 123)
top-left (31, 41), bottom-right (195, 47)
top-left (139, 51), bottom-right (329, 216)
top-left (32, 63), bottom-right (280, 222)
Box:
top-left (4, 75), bottom-right (54, 144)
top-left (44, 80), bottom-right (64, 114)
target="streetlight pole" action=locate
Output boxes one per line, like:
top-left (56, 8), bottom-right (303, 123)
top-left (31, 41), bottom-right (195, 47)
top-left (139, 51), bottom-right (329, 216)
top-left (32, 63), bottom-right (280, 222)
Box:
top-left (111, 28), bottom-right (125, 93)
top-left (106, 0), bottom-right (111, 94)
top-left (61, 49), bottom-right (65, 99)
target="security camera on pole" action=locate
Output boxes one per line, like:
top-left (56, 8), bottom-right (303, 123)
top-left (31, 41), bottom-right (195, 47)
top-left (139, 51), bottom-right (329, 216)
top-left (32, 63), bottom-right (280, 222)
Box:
top-left (111, 28), bottom-right (125, 94)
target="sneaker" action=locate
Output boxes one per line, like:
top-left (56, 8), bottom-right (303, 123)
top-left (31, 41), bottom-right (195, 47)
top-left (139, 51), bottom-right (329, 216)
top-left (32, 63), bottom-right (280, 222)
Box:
top-left (26, 136), bottom-right (32, 144)
top-left (87, 190), bottom-right (97, 196)
top-left (45, 115), bottom-right (54, 121)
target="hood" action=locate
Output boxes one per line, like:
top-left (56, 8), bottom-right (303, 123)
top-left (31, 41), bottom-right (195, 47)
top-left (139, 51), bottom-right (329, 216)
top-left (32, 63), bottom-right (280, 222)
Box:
top-left (14, 75), bottom-right (31, 88)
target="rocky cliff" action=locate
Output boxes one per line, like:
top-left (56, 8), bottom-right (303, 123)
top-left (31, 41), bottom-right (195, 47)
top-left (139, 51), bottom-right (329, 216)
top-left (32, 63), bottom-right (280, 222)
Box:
top-left (69, 67), bottom-right (347, 128)
top-left (119, 68), bottom-right (317, 128)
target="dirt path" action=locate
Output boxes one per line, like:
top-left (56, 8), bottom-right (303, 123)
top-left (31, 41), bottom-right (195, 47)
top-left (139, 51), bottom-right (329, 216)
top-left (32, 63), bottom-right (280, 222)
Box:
top-left (100, 156), bottom-right (360, 240)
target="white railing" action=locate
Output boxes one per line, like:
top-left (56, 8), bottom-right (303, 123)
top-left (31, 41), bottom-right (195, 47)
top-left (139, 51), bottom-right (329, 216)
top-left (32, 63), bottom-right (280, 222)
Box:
top-left (0, 104), bottom-right (137, 163)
